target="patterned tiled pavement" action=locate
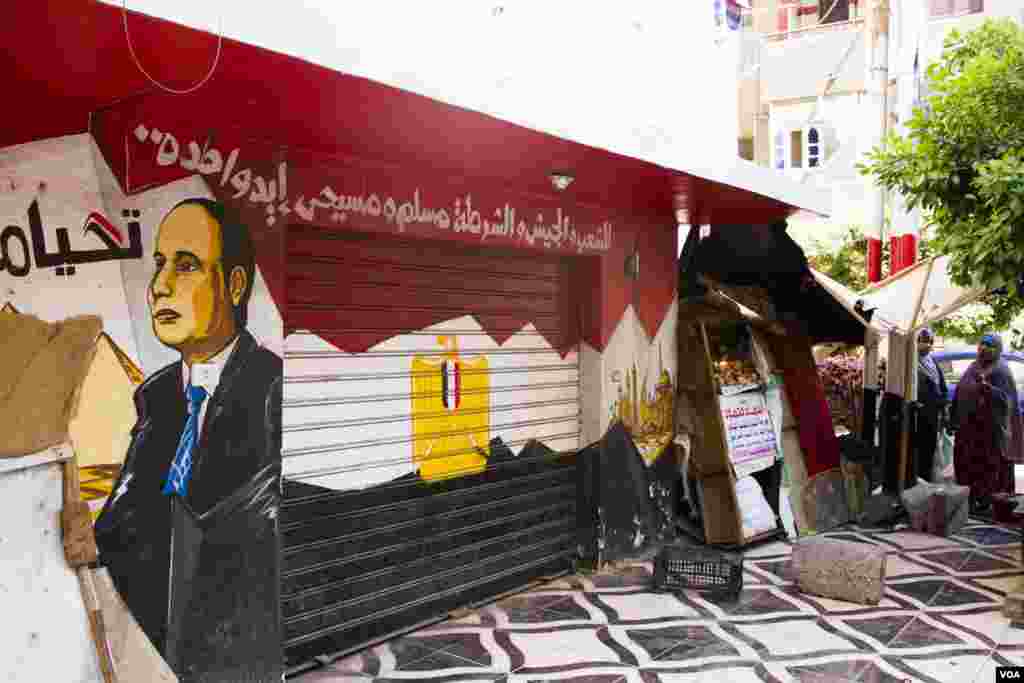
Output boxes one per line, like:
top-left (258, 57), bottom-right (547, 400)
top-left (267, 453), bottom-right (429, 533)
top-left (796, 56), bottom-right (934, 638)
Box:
top-left (295, 518), bottom-right (1024, 682)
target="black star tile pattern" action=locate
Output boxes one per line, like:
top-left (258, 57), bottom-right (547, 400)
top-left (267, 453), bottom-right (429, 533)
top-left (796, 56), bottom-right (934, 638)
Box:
top-left (931, 581), bottom-right (1001, 607)
top-left (788, 659), bottom-right (905, 683)
top-left (382, 632), bottom-right (494, 674)
top-left (296, 517), bottom-right (1024, 682)
top-left (918, 549), bottom-right (975, 571)
top-left (843, 614), bottom-right (917, 646)
top-left (887, 579), bottom-right (948, 605)
top-left (422, 633), bottom-right (493, 667)
top-left (387, 637), bottom-right (440, 671)
top-left (496, 594), bottom-right (585, 625)
top-left (888, 578), bottom-right (998, 608)
top-left (708, 588), bottom-right (805, 617)
top-left (391, 649), bottom-right (484, 672)
top-left (528, 676), bottom-right (625, 683)
top-left (627, 625), bottom-right (739, 661)
top-left (887, 617), bottom-right (965, 649)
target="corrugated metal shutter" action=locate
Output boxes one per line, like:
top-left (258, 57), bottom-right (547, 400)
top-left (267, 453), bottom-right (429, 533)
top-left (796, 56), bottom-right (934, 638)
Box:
top-left (280, 225), bottom-right (582, 666)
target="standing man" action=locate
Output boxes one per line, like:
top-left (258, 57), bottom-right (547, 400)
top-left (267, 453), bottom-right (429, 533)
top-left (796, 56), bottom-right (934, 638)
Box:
top-left (914, 328), bottom-right (947, 482)
top-left (95, 198), bottom-right (283, 683)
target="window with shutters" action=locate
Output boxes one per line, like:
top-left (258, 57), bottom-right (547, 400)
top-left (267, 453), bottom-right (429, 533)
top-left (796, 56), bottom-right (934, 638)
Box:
top-left (807, 127), bottom-right (822, 167)
top-left (772, 125), bottom-right (830, 171)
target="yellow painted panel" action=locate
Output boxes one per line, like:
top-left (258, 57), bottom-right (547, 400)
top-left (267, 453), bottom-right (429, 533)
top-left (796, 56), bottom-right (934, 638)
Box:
top-left (411, 339), bottom-right (490, 481)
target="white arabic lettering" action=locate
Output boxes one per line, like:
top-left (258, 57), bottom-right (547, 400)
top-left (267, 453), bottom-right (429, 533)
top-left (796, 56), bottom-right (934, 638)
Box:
top-left (138, 124), bottom-right (615, 243)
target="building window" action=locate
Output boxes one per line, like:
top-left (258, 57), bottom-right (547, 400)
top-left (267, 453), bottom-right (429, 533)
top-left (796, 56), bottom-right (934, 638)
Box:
top-left (790, 130), bottom-right (804, 168)
top-left (773, 125), bottom-right (828, 170)
top-left (807, 127), bottom-right (821, 167)
top-left (930, 0), bottom-right (983, 17)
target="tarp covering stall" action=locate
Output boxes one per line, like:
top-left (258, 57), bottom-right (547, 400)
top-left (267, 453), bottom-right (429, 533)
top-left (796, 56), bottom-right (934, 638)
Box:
top-left (858, 256), bottom-right (989, 337)
top-left (812, 255), bottom-right (991, 493)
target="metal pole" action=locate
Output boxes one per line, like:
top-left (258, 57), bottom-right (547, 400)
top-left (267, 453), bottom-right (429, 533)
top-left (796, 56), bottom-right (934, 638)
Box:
top-left (865, 0), bottom-right (890, 283)
top-left (890, 0), bottom-right (926, 274)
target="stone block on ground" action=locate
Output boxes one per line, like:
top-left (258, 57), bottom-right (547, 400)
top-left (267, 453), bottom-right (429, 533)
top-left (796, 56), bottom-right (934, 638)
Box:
top-left (901, 482), bottom-right (969, 536)
top-left (1005, 590), bottom-right (1024, 623)
top-left (792, 537), bottom-right (886, 606)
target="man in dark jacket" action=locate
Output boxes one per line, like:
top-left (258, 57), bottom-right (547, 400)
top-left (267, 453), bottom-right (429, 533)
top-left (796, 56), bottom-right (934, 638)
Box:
top-left (914, 327), bottom-right (947, 482)
top-left (95, 198), bottom-right (282, 683)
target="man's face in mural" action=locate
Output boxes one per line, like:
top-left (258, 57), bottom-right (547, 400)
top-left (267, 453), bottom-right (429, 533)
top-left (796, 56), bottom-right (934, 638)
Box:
top-left (149, 204), bottom-right (247, 363)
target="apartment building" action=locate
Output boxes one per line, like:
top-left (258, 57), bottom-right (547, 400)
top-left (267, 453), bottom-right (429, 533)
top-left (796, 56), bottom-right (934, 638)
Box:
top-left (738, 0), bottom-right (1023, 253)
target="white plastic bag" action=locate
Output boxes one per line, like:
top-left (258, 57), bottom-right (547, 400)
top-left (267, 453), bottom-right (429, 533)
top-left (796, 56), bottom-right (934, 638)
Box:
top-left (736, 476), bottom-right (777, 540)
top-left (934, 432), bottom-right (955, 483)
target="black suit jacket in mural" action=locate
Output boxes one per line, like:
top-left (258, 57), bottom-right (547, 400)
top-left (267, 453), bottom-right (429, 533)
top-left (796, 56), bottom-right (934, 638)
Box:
top-left (95, 330), bottom-right (283, 683)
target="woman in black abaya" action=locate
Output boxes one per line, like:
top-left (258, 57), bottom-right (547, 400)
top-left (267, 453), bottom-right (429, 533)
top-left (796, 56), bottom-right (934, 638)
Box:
top-left (950, 333), bottom-right (1023, 513)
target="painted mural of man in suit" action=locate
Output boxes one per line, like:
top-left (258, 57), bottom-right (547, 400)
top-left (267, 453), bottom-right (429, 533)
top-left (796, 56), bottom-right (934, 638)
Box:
top-left (95, 198), bottom-right (282, 683)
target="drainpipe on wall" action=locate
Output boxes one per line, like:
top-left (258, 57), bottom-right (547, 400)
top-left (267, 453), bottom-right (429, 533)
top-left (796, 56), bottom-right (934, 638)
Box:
top-left (865, 0), bottom-right (890, 283)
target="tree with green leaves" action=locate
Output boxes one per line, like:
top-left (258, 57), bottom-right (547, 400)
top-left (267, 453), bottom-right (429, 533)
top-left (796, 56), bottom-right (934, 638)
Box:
top-left (858, 18), bottom-right (1024, 341)
top-left (806, 225), bottom-right (886, 294)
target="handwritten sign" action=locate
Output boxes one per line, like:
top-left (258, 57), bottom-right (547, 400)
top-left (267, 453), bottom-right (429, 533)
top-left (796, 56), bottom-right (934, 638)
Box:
top-left (0, 201), bottom-right (141, 279)
top-left (720, 392), bottom-right (778, 475)
top-left (131, 123), bottom-right (614, 254)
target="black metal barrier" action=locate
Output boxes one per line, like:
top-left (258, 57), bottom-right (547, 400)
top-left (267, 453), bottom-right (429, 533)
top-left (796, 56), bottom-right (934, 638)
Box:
top-left (279, 445), bottom-right (580, 668)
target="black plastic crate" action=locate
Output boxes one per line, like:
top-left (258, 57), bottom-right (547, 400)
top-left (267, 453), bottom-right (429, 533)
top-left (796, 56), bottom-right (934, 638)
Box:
top-left (653, 544), bottom-right (743, 599)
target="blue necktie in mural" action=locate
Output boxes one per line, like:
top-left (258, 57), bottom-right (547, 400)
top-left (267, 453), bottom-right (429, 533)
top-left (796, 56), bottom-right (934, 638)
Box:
top-left (162, 384), bottom-right (209, 497)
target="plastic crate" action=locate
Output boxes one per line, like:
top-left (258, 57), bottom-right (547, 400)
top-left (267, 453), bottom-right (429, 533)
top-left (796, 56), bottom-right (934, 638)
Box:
top-left (653, 545), bottom-right (743, 599)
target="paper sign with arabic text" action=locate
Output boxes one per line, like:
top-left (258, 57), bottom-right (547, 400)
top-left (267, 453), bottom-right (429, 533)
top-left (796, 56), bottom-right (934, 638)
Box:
top-left (720, 392), bottom-right (779, 474)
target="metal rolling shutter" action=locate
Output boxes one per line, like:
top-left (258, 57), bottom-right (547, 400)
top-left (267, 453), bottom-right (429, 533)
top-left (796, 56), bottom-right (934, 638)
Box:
top-left (280, 225), bottom-right (582, 666)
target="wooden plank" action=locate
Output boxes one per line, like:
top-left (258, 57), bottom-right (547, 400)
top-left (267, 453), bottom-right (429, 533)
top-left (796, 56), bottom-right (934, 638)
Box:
top-left (697, 322), bottom-right (744, 545)
top-left (909, 258), bottom-right (936, 332)
top-left (62, 458), bottom-right (115, 683)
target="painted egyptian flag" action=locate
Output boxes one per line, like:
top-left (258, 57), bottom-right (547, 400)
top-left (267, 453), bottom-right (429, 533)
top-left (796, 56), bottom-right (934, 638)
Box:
top-left (441, 359), bottom-right (461, 410)
top-left (82, 211), bottom-right (126, 248)
top-left (411, 336), bottom-right (490, 481)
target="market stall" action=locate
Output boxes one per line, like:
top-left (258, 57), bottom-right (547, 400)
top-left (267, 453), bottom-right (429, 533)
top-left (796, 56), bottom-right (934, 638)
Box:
top-left (843, 256), bottom-right (989, 494)
top-left (675, 222), bottom-right (872, 545)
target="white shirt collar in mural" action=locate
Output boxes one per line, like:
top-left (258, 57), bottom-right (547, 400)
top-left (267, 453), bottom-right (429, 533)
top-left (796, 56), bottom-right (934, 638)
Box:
top-left (181, 335), bottom-right (239, 397)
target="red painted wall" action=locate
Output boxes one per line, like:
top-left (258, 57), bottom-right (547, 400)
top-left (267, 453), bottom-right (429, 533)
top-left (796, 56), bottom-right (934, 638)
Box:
top-left (91, 108), bottom-right (678, 353)
top-left (10, 1), bottom-right (696, 355)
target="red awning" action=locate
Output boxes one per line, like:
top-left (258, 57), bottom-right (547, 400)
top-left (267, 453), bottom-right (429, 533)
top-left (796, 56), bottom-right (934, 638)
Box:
top-left (9, 1), bottom-right (825, 227)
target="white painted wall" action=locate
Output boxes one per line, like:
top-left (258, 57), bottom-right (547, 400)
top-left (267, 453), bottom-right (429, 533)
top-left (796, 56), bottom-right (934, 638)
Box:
top-left (0, 135), bottom-right (139, 361)
top-left (284, 316), bottom-right (581, 491)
